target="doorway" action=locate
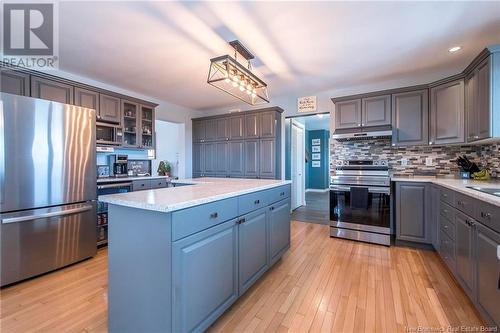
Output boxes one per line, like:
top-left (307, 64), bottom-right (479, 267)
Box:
top-left (286, 113), bottom-right (330, 224)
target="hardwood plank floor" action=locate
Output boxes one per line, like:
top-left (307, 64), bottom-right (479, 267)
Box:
top-left (0, 221), bottom-right (484, 333)
top-left (291, 192), bottom-right (329, 225)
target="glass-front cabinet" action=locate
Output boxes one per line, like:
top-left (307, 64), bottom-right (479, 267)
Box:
top-left (140, 105), bottom-right (154, 148)
top-left (122, 100), bottom-right (139, 147)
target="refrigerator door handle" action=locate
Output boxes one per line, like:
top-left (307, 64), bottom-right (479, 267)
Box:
top-left (0, 99), bottom-right (4, 205)
top-left (1, 204), bottom-right (93, 224)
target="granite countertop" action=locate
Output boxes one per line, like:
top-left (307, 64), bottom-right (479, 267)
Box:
top-left (391, 176), bottom-right (500, 207)
top-left (97, 175), bottom-right (172, 184)
top-left (98, 177), bottom-right (292, 213)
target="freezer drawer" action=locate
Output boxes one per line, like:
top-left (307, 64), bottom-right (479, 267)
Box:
top-left (0, 202), bottom-right (97, 286)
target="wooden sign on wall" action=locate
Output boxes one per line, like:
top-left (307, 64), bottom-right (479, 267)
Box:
top-left (298, 96), bottom-right (317, 113)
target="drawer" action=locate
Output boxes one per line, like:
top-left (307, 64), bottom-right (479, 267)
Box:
top-left (475, 200), bottom-right (500, 234)
top-left (454, 192), bottom-right (475, 217)
top-left (172, 197), bottom-right (238, 241)
top-left (238, 191), bottom-right (268, 216)
top-left (440, 214), bottom-right (455, 240)
top-left (439, 201), bottom-right (454, 222)
top-left (439, 229), bottom-right (455, 269)
top-left (440, 188), bottom-right (454, 205)
top-left (266, 185), bottom-right (291, 205)
top-left (150, 178), bottom-right (168, 189)
top-left (132, 179), bottom-right (151, 191)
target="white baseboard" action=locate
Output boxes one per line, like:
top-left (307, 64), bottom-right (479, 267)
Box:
top-left (305, 188), bottom-right (329, 193)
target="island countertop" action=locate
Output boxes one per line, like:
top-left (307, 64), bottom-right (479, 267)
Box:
top-left (98, 177), bottom-right (292, 213)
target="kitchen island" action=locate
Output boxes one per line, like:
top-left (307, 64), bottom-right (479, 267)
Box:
top-left (99, 178), bottom-right (292, 333)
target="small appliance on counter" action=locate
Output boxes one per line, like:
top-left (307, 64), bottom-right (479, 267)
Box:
top-left (108, 154), bottom-right (128, 177)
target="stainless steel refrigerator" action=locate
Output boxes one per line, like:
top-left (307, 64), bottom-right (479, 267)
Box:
top-left (0, 92), bottom-right (97, 286)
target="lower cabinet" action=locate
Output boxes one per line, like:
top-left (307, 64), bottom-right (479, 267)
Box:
top-left (269, 199), bottom-right (291, 264)
top-left (455, 211), bottom-right (474, 295)
top-left (172, 219), bottom-right (239, 333)
top-left (395, 182), bottom-right (431, 243)
top-left (475, 223), bottom-right (500, 326)
top-left (238, 208), bottom-right (268, 294)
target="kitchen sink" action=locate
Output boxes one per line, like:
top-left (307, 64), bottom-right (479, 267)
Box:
top-left (466, 186), bottom-right (500, 198)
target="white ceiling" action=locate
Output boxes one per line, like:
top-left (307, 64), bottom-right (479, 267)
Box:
top-left (58, 1), bottom-right (500, 111)
top-left (294, 114), bottom-right (331, 131)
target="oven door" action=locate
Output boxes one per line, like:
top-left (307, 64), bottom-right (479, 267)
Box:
top-left (330, 185), bottom-right (391, 231)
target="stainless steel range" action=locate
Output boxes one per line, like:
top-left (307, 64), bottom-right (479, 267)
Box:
top-left (330, 160), bottom-right (391, 246)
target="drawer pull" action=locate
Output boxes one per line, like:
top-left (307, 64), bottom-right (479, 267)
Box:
top-left (280, 192), bottom-right (285, 196)
top-left (442, 194), bottom-right (448, 198)
top-left (444, 225), bottom-right (448, 229)
top-left (443, 209), bottom-right (448, 213)
top-left (237, 218), bottom-right (246, 224)
top-left (210, 212), bottom-right (218, 219)
top-left (270, 206), bottom-right (275, 211)
top-left (481, 211), bottom-right (491, 219)
top-left (254, 199), bottom-right (260, 205)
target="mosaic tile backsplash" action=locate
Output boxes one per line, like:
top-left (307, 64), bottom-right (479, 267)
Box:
top-left (330, 140), bottom-right (500, 178)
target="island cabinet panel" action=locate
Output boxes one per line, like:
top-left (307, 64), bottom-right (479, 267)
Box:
top-left (430, 79), bottom-right (465, 145)
top-left (334, 99), bottom-right (362, 129)
top-left (455, 211), bottom-right (474, 296)
top-left (362, 94), bottom-right (391, 127)
top-left (0, 70), bottom-right (30, 96)
top-left (31, 76), bottom-right (74, 104)
top-left (475, 223), bottom-right (500, 326)
top-left (269, 199), bottom-right (291, 265)
top-left (172, 219), bottom-right (238, 333)
top-left (395, 182), bottom-right (431, 243)
top-left (238, 208), bottom-right (269, 295)
top-left (392, 89), bottom-right (429, 146)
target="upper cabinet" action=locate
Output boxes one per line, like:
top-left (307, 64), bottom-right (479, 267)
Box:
top-left (466, 57), bottom-right (492, 142)
top-left (392, 89), bottom-right (429, 146)
top-left (75, 87), bottom-right (99, 114)
top-left (140, 105), bottom-right (155, 149)
top-left (193, 120), bottom-right (206, 143)
top-left (244, 113), bottom-right (260, 139)
top-left (229, 115), bottom-right (244, 140)
top-left (99, 93), bottom-right (121, 124)
top-left (362, 94), bottom-right (391, 127)
top-left (216, 118), bottom-right (229, 141)
top-left (31, 76), bottom-right (74, 104)
top-left (260, 111), bottom-right (277, 138)
top-left (204, 119), bottom-right (217, 142)
top-left (334, 99), bottom-right (361, 129)
top-left (0, 70), bottom-right (30, 96)
top-left (122, 100), bottom-right (139, 147)
top-left (430, 79), bottom-right (465, 145)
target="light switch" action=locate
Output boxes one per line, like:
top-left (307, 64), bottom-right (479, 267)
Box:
top-left (425, 157), bottom-right (433, 166)
top-left (401, 158), bottom-right (408, 166)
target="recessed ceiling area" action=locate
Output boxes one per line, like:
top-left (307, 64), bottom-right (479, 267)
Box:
top-left (58, 1), bottom-right (500, 111)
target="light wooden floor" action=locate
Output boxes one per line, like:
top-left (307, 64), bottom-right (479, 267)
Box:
top-left (0, 221), bottom-right (483, 333)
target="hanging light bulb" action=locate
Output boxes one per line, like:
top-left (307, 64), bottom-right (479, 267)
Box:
top-left (232, 81), bottom-right (238, 87)
top-left (224, 78), bottom-right (231, 83)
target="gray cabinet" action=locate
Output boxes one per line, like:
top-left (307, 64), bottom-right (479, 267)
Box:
top-left (132, 180), bottom-right (151, 191)
top-left (475, 223), bottom-right (500, 326)
top-left (193, 143), bottom-right (204, 176)
top-left (334, 99), bottom-right (362, 129)
top-left (269, 199), bottom-right (291, 265)
top-left (204, 142), bottom-right (217, 175)
top-left (392, 89), bottom-right (429, 146)
top-left (139, 105), bottom-right (155, 149)
top-left (0, 70), bottom-right (30, 96)
top-left (122, 100), bottom-right (139, 148)
top-left (259, 138), bottom-right (276, 179)
top-left (172, 219), bottom-right (238, 333)
top-left (395, 182), bottom-right (430, 243)
top-left (75, 87), bottom-right (99, 114)
top-left (362, 94), bottom-right (391, 127)
top-left (455, 211), bottom-right (474, 295)
top-left (31, 76), bottom-right (74, 104)
top-left (193, 120), bottom-right (205, 143)
top-left (430, 79), bottom-right (465, 145)
top-left (430, 185), bottom-right (440, 250)
top-left (229, 141), bottom-right (244, 177)
top-left (216, 118), bottom-right (229, 141)
top-left (244, 140), bottom-right (259, 178)
top-left (238, 208), bottom-right (268, 294)
top-left (229, 116), bottom-right (244, 140)
top-left (467, 57), bottom-right (491, 142)
top-left (204, 119), bottom-right (217, 142)
top-left (216, 142), bottom-right (229, 176)
top-left (99, 93), bottom-right (121, 124)
top-left (244, 113), bottom-right (259, 139)
top-left (260, 111), bottom-right (276, 138)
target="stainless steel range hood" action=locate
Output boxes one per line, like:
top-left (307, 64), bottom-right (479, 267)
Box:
top-left (331, 127), bottom-right (393, 142)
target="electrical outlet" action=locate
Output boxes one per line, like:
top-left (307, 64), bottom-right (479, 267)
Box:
top-left (401, 158), bottom-right (408, 166)
top-left (425, 157), bottom-right (433, 166)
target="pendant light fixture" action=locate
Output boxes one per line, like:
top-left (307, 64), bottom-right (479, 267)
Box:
top-left (207, 40), bottom-right (269, 105)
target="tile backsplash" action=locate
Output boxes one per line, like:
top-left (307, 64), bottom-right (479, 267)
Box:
top-left (330, 140), bottom-right (500, 178)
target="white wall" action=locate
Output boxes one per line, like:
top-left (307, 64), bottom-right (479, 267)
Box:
top-left (45, 69), bottom-right (202, 178)
top-left (152, 120), bottom-right (182, 177)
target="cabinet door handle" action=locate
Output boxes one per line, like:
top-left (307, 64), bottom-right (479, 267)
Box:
top-left (270, 206), bottom-right (275, 211)
top-left (481, 211), bottom-right (491, 219)
top-left (239, 218), bottom-right (246, 224)
top-left (254, 199), bottom-right (260, 205)
top-left (210, 212), bottom-right (218, 219)
top-left (280, 192), bottom-right (285, 196)
top-left (457, 200), bottom-right (463, 206)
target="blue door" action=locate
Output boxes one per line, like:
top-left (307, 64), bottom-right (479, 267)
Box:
top-left (238, 207), bottom-right (268, 295)
top-left (269, 199), bottom-right (291, 265)
top-left (172, 219), bottom-right (238, 333)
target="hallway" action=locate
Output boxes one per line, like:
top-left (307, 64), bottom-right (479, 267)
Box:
top-left (291, 191), bottom-right (329, 225)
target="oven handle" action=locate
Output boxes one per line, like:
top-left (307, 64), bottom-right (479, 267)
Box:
top-left (330, 185), bottom-right (390, 195)
top-left (97, 182), bottom-right (133, 190)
